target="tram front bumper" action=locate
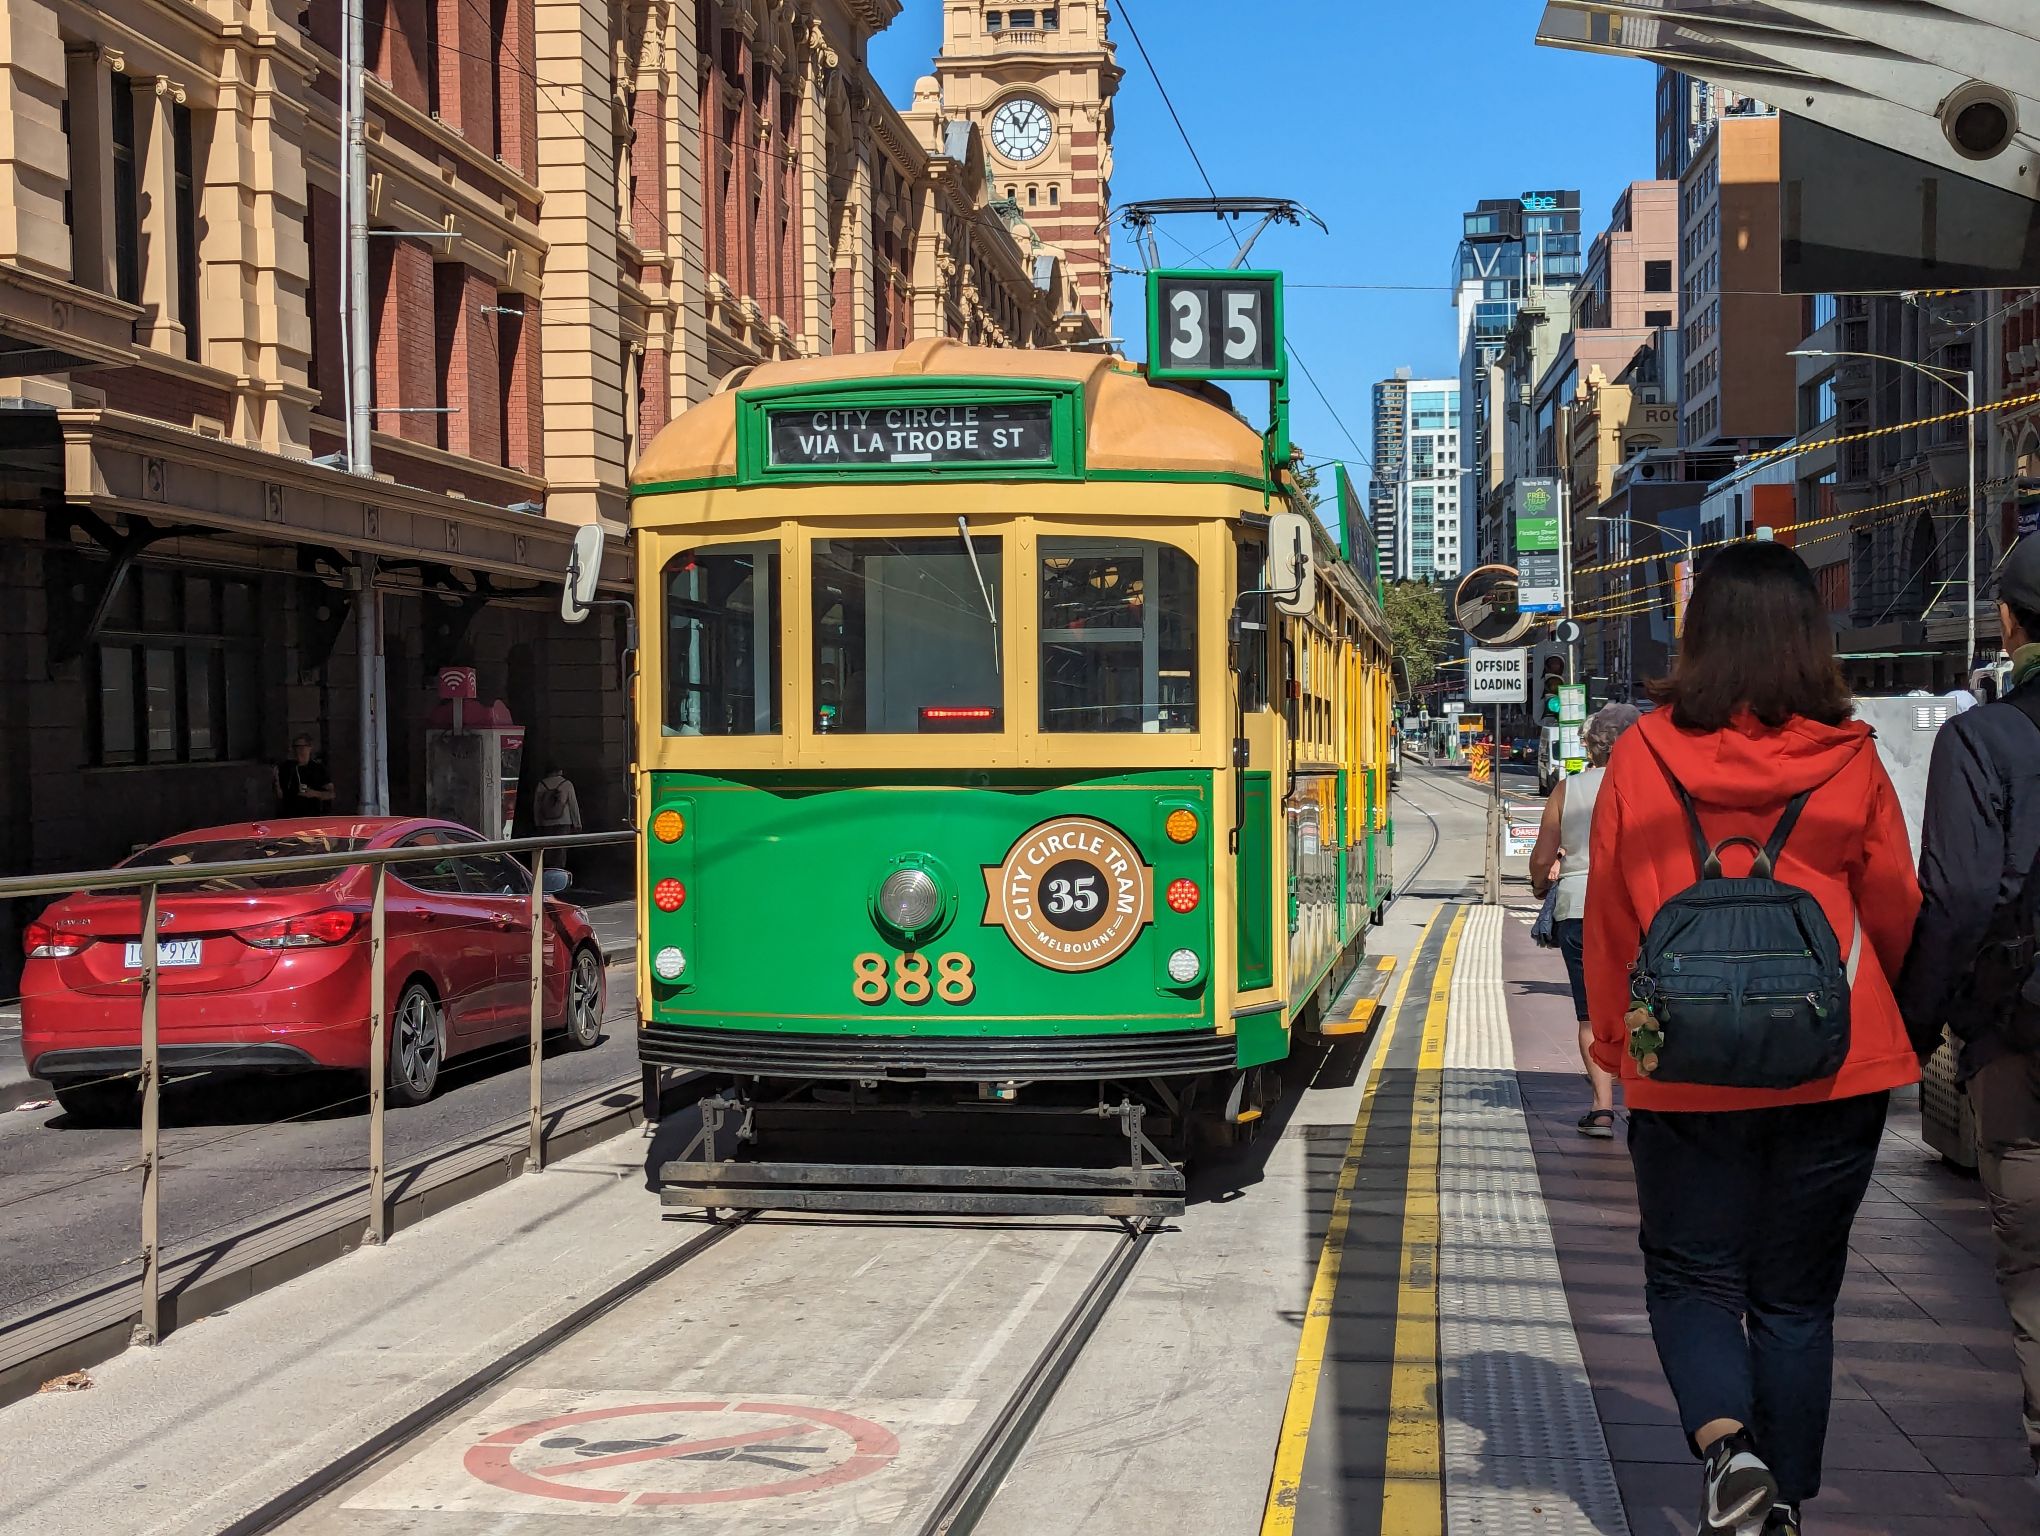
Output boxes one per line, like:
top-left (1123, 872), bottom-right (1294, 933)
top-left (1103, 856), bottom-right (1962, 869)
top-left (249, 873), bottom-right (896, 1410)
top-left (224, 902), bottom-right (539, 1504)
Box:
top-left (636, 1023), bottom-right (1238, 1081)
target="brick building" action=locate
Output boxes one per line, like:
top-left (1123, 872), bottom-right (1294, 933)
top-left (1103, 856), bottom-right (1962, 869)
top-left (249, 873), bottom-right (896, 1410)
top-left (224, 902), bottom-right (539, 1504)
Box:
top-left (0, 0), bottom-right (1110, 978)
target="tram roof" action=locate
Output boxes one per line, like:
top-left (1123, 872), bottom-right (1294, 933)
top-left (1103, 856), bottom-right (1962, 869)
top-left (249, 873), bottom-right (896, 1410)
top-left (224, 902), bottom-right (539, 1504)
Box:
top-left (629, 339), bottom-right (1272, 496)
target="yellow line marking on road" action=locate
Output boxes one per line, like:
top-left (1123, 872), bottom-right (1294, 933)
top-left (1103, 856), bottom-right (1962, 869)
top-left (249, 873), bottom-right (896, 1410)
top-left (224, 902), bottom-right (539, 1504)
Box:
top-left (1260, 907), bottom-right (1445, 1535)
top-left (1380, 905), bottom-right (1463, 1535)
top-left (1377, 955), bottom-right (1397, 972)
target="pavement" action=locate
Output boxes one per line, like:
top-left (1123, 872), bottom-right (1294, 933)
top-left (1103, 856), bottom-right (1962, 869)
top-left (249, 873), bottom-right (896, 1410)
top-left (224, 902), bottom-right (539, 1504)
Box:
top-left (1, 776), bottom-right (2032, 1534)
top-left (1500, 892), bottom-right (2039, 1535)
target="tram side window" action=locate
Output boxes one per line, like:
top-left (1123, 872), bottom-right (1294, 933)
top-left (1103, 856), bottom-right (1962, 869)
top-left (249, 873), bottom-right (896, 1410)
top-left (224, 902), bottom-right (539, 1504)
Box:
top-left (663, 544), bottom-right (780, 736)
top-left (1236, 539), bottom-right (1269, 712)
top-left (1039, 539), bottom-right (1197, 733)
top-left (812, 537), bottom-right (1004, 733)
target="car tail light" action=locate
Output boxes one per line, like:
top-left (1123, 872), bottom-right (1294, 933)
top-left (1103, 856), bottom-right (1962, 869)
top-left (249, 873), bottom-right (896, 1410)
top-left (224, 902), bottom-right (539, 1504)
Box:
top-left (237, 909), bottom-right (362, 949)
top-left (23, 920), bottom-right (84, 959)
top-left (1165, 878), bottom-right (1201, 914)
top-left (653, 878), bottom-right (686, 912)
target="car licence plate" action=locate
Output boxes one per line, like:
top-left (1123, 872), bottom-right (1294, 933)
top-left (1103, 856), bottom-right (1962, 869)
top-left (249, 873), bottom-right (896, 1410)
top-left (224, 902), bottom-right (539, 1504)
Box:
top-left (124, 939), bottom-right (203, 968)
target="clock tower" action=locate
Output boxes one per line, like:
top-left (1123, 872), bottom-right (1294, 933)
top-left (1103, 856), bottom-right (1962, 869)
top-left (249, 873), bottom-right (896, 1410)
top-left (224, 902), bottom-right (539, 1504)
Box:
top-left (934, 3), bottom-right (1121, 335)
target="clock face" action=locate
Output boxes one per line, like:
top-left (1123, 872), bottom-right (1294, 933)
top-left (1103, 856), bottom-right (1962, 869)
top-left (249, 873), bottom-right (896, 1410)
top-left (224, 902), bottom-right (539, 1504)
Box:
top-left (990, 98), bottom-right (1054, 163)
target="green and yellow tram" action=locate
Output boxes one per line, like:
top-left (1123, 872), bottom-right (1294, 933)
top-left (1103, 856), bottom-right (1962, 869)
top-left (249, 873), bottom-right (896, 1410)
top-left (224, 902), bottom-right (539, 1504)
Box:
top-left (624, 338), bottom-right (1393, 1211)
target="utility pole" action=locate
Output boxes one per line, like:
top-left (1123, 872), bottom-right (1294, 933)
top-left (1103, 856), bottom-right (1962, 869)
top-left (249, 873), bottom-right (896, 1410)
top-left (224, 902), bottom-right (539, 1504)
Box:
top-left (341, 3), bottom-right (387, 814)
top-left (1966, 363), bottom-right (1978, 680)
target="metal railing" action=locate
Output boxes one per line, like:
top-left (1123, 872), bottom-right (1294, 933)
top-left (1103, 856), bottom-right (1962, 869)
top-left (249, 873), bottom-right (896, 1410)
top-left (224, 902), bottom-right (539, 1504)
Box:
top-left (0, 828), bottom-right (636, 1348)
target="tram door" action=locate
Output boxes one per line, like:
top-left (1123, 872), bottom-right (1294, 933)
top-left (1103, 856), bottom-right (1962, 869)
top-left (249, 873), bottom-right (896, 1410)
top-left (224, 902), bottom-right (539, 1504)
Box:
top-left (1231, 534), bottom-right (1282, 1000)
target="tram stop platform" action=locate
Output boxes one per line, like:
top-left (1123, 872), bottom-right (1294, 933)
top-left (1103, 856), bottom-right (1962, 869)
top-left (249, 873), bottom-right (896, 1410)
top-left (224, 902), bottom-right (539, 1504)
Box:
top-left (0, 900), bottom-right (2031, 1535)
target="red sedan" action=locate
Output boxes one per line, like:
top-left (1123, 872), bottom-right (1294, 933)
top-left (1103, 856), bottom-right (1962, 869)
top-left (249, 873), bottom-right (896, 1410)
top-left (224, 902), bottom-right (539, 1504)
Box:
top-left (20, 818), bottom-right (607, 1122)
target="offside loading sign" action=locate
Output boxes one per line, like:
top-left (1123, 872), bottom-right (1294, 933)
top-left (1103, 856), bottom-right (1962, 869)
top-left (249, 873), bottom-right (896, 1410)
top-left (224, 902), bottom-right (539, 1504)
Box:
top-left (1467, 647), bottom-right (1529, 704)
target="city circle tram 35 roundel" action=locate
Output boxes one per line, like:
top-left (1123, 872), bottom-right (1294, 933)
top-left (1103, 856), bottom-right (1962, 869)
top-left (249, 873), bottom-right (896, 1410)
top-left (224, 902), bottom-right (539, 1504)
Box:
top-left (981, 816), bottom-right (1155, 972)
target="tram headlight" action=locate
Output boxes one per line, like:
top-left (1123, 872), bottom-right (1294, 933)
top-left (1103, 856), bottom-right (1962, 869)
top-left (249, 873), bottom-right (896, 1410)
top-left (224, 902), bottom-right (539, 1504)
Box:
top-left (877, 867), bottom-right (942, 931)
top-left (653, 946), bottom-right (687, 981)
top-left (1167, 948), bottom-right (1202, 985)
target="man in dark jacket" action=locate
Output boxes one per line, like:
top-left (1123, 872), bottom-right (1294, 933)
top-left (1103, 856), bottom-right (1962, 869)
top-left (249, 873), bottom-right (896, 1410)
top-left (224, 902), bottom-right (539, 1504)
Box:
top-left (1898, 534), bottom-right (2040, 1492)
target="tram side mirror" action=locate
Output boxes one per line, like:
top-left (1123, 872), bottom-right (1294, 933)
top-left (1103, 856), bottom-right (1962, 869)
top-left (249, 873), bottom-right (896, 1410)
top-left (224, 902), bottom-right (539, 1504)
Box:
top-left (1268, 511), bottom-right (1317, 617)
top-left (562, 523), bottom-right (605, 625)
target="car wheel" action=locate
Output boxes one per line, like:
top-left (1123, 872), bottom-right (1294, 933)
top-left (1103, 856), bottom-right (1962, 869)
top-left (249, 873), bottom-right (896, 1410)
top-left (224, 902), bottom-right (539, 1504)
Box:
top-left (50, 1075), bottom-right (139, 1127)
top-left (562, 946), bottom-right (604, 1050)
top-left (388, 982), bottom-right (444, 1107)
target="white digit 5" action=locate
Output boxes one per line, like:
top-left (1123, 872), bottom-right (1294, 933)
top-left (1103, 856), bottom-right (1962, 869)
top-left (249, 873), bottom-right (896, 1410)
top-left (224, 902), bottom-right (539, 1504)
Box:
top-left (1171, 290), bottom-right (1204, 361)
top-left (1225, 291), bottom-right (1259, 361)
top-left (1073, 874), bottom-right (1101, 913)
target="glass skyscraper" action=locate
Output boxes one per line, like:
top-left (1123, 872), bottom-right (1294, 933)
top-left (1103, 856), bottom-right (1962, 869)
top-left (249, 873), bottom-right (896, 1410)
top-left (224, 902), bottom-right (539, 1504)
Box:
top-left (1452, 191), bottom-right (1582, 566)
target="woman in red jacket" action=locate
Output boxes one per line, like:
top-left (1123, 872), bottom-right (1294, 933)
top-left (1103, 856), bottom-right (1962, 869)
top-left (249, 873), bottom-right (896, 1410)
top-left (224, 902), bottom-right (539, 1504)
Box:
top-left (1585, 542), bottom-right (1922, 1536)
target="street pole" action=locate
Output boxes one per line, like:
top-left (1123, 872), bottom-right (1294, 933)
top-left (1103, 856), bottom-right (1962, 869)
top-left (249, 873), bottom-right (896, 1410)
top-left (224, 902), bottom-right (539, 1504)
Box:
top-left (1493, 701), bottom-right (1509, 905)
top-left (1967, 365), bottom-right (1979, 679)
top-left (1559, 472), bottom-right (1579, 683)
top-left (341, 3), bottom-right (387, 815)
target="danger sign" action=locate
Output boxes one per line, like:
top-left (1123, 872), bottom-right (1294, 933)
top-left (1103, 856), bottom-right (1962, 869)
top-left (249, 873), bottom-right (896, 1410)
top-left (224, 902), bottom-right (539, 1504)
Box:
top-left (462, 1400), bottom-right (897, 1508)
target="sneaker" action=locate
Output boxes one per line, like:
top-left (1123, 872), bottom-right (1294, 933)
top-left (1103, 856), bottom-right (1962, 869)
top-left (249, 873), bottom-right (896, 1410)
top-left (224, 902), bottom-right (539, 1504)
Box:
top-left (1698, 1430), bottom-right (1778, 1533)
top-left (1761, 1504), bottom-right (1800, 1535)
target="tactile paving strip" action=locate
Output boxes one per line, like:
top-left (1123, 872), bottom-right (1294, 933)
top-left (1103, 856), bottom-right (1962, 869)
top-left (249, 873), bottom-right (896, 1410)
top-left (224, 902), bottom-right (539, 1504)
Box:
top-left (1439, 906), bottom-right (1632, 1535)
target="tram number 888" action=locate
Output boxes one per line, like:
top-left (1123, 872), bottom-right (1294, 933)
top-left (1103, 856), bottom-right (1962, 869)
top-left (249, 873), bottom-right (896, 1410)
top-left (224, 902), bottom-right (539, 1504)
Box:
top-left (853, 951), bottom-right (976, 1005)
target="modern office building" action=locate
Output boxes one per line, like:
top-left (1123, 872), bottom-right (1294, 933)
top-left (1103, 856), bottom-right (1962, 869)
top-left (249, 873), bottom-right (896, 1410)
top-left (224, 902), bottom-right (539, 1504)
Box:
top-left (1454, 190), bottom-right (1582, 566)
top-left (1371, 373), bottom-right (1461, 582)
top-left (1655, 67), bottom-right (1762, 181)
top-left (1677, 110), bottom-right (1800, 474)
top-left (1370, 371), bottom-right (1408, 579)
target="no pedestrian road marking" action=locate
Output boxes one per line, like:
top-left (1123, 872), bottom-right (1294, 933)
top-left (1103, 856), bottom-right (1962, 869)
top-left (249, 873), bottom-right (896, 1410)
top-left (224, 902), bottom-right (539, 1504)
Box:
top-left (346, 1389), bottom-right (974, 1524)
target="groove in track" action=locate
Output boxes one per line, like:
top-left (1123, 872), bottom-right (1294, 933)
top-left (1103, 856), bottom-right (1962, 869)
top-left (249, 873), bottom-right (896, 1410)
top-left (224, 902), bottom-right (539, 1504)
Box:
top-left (221, 1211), bottom-right (756, 1535)
top-left (914, 1219), bottom-right (1158, 1535)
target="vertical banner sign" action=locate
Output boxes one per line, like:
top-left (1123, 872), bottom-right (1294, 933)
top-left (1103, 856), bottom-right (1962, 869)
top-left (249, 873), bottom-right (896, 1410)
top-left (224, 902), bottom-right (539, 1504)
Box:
top-left (1673, 559), bottom-right (1694, 638)
top-left (1514, 480), bottom-right (1564, 612)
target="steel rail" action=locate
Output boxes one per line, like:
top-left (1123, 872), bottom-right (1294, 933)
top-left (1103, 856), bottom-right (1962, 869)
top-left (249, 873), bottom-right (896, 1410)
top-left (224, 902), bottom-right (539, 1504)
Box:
top-left (220, 1212), bottom-right (755, 1536)
top-left (914, 1219), bottom-right (1159, 1536)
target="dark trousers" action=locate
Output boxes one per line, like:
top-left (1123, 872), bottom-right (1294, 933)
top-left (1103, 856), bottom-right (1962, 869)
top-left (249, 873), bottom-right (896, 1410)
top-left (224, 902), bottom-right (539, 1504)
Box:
top-left (1629, 1092), bottom-right (1889, 1503)
top-left (1969, 1051), bottom-right (2040, 1461)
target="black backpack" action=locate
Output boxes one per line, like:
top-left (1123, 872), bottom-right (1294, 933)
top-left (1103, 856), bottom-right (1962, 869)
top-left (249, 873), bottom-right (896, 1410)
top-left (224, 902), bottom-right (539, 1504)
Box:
top-left (1971, 688), bottom-right (2040, 1052)
top-left (1627, 744), bottom-right (1860, 1089)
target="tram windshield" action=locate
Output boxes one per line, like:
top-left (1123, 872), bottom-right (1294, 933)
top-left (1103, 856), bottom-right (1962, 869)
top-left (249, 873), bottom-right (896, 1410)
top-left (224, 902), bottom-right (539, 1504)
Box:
top-left (812, 537), bottom-right (1005, 733)
top-left (1039, 539), bottom-right (1197, 733)
top-left (663, 544), bottom-right (780, 736)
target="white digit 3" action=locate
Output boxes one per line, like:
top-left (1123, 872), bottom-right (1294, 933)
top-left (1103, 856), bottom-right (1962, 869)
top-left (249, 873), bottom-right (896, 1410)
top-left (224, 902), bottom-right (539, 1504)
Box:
top-left (1171, 289), bottom-right (1204, 361)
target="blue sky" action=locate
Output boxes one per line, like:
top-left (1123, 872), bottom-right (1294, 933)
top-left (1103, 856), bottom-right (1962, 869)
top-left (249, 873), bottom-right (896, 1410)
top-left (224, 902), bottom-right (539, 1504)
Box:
top-left (870, 1), bottom-right (1655, 475)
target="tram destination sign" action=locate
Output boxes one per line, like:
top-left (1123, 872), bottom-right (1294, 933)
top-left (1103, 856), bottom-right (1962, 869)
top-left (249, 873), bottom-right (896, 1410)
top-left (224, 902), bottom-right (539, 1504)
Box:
top-left (766, 400), bottom-right (1056, 470)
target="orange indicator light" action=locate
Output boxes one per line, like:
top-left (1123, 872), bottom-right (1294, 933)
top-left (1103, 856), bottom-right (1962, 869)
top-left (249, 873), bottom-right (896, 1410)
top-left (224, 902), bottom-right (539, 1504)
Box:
top-left (653, 809), bottom-right (685, 843)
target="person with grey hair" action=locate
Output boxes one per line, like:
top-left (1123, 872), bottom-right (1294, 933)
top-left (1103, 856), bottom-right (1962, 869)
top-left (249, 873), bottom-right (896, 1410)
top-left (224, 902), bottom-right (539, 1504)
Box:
top-left (1530, 701), bottom-right (1642, 1137)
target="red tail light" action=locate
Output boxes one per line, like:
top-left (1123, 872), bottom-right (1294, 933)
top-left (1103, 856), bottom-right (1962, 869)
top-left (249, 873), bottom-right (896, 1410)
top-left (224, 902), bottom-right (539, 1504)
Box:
top-left (653, 878), bottom-right (686, 912)
top-left (237, 909), bottom-right (362, 949)
top-left (1166, 878), bottom-right (1201, 914)
top-left (23, 920), bottom-right (84, 959)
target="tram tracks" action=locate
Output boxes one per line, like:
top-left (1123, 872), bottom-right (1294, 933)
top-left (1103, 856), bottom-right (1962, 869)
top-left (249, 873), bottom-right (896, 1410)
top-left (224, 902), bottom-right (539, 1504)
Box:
top-left (913, 1218), bottom-right (1159, 1535)
top-left (222, 1211), bottom-right (757, 1535)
